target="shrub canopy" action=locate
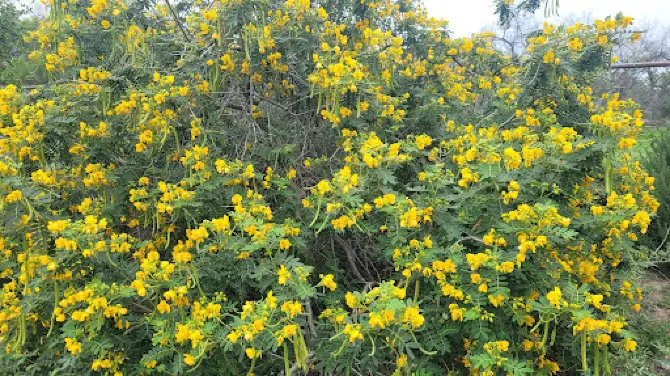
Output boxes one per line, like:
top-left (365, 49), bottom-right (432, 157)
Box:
top-left (0, 0), bottom-right (657, 375)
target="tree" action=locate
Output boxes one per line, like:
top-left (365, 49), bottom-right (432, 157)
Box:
top-left (0, 0), bottom-right (23, 68)
top-left (496, 0), bottom-right (560, 26)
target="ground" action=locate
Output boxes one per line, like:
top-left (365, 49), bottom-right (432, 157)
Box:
top-left (615, 269), bottom-right (670, 375)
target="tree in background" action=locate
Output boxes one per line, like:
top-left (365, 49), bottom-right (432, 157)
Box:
top-left (0, 0), bottom-right (23, 68)
top-left (0, 0), bottom-right (45, 86)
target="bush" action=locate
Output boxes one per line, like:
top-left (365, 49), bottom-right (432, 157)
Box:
top-left (0, 1), bottom-right (658, 375)
top-left (639, 128), bottom-right (670, 251)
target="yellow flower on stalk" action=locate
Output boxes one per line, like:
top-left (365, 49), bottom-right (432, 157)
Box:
top-left (232, 194), bottom-right (243, 205)
top-left (597, 334), bottom-right (611, 344)
top-left (245, 348), bottom-right (258, 359)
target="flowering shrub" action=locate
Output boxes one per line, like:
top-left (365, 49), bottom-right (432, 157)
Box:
top-left (0, 0), bottom-right (657, 375)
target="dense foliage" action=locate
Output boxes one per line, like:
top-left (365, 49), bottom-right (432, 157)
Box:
top-left (639, 128), bottom-right (670, 250)
top-left (0, 0), bottom-right (658, 375)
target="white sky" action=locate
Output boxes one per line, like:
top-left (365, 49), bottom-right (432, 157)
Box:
top-left (423, 0), bottom-right (670, 36)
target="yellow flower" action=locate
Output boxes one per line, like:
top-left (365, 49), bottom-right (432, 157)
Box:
top-left (157, 300), bottom-right (171, 314)
top-left (396, 354), bottom-right (407, 368)
top-left (282, 324), bottom-right (297, 338)
top-left (402, 307), bottom-right (424, 328)
top-left (183, 353), bottom-right (195, 366)
top-left (466, 253), bottom-right (490, 271)
top-left (415, 134), bottom-right (433, 150)
top-left (345, 292), bottom-right (357, 308)
top-left (623, 338), bottom-right (637, 352)
top-left (64, 338), bottom-right (82, 355)
top-left (632, 211), bottom-right (651, 233)
top-left (211, 216), bottom-right (231, 232)
top-left (597, 334), bottom-right (611, 344)
top-left (281, 301), bottom-right (302, 318)
top-left (5, 190), bottom-right (22, 203)
top-left (279, 238), bottom-right (291, 250)
top-left (245, 347), bottom-right (258, 359)
top-left (343, 324), bottom-right (363, 342)
top-left (232, 194), bottom-right (243, 205)
top-left (316, 180), bottom-right (331, 195)
top-left (277, 264), bottom-right (292, 285)
top-left (546, 287), bottom-right (562, 309)
top-left (319, 274), bottom-right (337, 291)
top-left (227, 331), bottom-right (240, 343)
top-left (496, 340), bottom-right (509, 352)
top-left (498, 261), bottom-right (514, 273)
top-left (618, 138), bottom-right (637, 149)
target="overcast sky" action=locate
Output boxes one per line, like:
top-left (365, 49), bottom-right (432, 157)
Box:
top-left (423, 0), bottom-right (670, 36)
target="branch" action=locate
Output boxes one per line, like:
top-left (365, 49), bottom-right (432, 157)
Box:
top-left (655, 227), bottom-right (670, 253)
top-left (303, 298), bottom-right (316, 337)
top-left (333, 235), bottom-right (367, 283)
top-left (611, 61), bottom-right (670, 69)
top-left (164, 0), bottom-right (192, 42)
top-left (456, 236), bottom-right (486, 245)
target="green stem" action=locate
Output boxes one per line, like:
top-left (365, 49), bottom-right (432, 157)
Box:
top-left (283, 342), bottom-right (291, 376)
top-left (413, 279), bottom-right (420, 304)
top-left (189, 267), bottom-right (206, 298)
top-left (604, 154), bottom-right (612, 194)
top-left (106, 250), bottom-right (119, 268)
top-left (581, 331), bottom-right (589, 373)
top-left (47, 281), bottom-right (59, 337)
top-left (594, 341), bottom-right (600, 376)
top-left (309, 198), bottom-right (321, 227)
top-left (540, 320), bottom-right (549, 350)
top-left (246, 356), bottom-right (256, 376)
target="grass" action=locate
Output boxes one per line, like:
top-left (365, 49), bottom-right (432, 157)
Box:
top-left (611, 270), bottom-right (670, 375)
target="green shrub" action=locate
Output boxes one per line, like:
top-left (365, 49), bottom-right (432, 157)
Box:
top-left (0, 1), bottom-right (658, 375)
